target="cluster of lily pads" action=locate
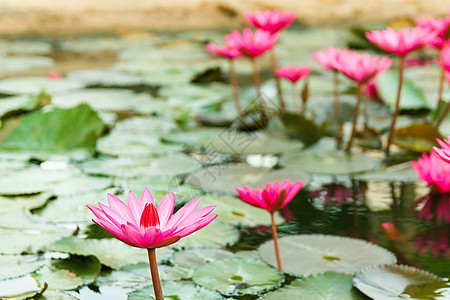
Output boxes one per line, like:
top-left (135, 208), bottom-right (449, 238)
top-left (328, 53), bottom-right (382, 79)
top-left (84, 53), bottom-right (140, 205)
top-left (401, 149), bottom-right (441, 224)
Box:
top-left (0, 9), bottom-right (449, 300)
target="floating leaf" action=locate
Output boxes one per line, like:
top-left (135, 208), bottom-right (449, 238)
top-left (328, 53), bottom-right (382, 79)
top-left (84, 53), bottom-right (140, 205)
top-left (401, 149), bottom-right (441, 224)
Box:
top-left (354, 264), bottom-right (448, 300)
top-left (173, 249), bottom-right (234, 269)
top-left (49, 237), bottom-right (173, 269)
top-left (34, 290), bottom-right (79, 300)
top-left (0, 276), bottom-right (42, 299)
top-left (0, 192), bottom-right (52, 211)
top-left (0, 255), bottom-right (44, 280)
top-left (280, 150), bottom-right (382, 175)
top-left (276, 113), bottom-right (324, 147)
top-left (355, 162), bottom-right (418, 182)
top-left (0, 104), bottom-right (104, 154)
top-left (0, 56), bottom-right (53, 74)
top-left (263, 272), bottom-right (364, 300)
top-left (393, 122), bottom-right (443, 153)
top-left (0, 92), bottom-right (51, 119)
top-left (121, 263), bottom-right (193, 282)
top-left (0, 77), bottom-right (84, 95)
top-left (258, 234), bottom-right (396, 276)
top-left (33, 266), bottom-right (84, 291)
top-left (127, 281), bottom-right (224, 300)
top-left (171, 221), bottom-right (239, 249)
top-left (67, 69), bottom-right (145, 87)
top-left (186, 164), bottom-right (310, 194)
top-left (377, 70), bottom-right (430, 112)
top-left (192, 257), bottom-right (282, 295)
top-left (51, 255), bottom-right (101, 285)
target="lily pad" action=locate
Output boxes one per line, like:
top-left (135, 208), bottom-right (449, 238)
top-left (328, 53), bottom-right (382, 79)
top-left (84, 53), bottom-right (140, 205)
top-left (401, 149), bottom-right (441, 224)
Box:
top-left (393, 122), bottom-right (443, 153)
top-left (258, 234), bottom-right (397, 276)
top-left (173, 249), bottom-right (234, 269)
top-left (186, 164), bottom-right (310, 194)
top-left (200, 194), bottom-right (284, 226)
top-left (0, 56), bottom-right (53, 74)
top-left (0, 40), bottom-right (51, 55)
top-left (0, 92), bottom-right (51, 119)
top-left (0, 255), bottom-right (44, 280)
top-left (67, 69), bottom-right (145, 87)
top-left (33, 266), bottom-right (84, 291)
top-left (280, 150), bottom-right (382, 175)
top-left (113, 117), bottom-right (176, 135)
top-left (120, 263), bottom-right (193, 282)
top-left (0, 192), bottom-right (52, 211)
top-left (192, 257), bottom-right (282, 295)
top-left (127, 281), bottom-right (224, 300)
top-left (79, 154), bottom-right (198, 178)
top-left (355, 162), bottom-right (419, 183)
top-left (0, 276), bottom-right (42, 299)
top-left (50, 255), bottom-right (102, 285)
top-left (49, 237), bottom-right (173, 269)
top-left (34, 290), bottom-right (79, 300)
top-left (0, 104), bottom-right (104, 154)
top-left (171, 221), bottom-right (239, 249)
top-left (354, 264), bottom-right (448, 300)
top-left (263, 272), bottom-right (363, 300)
top-left (0, 77), bottom-right (85, 95)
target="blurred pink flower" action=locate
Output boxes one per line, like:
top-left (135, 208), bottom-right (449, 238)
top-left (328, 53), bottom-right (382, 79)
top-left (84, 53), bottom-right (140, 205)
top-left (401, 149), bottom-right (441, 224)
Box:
top-left (434, 41), bottom-right (450, 72)
top-left (366, 26), bottom-right (438, 56)
top-left (312, 47), bottom-right (356, 71)
top-left (47, 71), bottom-right (62, 79)
top-left (416, 16), bottom-right (450, 48)
top-left (405, 57), bottom-right (431, 67)
top-left (205, 42), bottom-right (242, 59)
top-left (226, 28), bottom-right (278, 58)
top-left (244, 9), bottom-right (296, 34)
top-left (87, 188), bottom-right (217, 249)
top-left (335, 52), bottom-right (392, 84)
top-left (381, 222), bottom-right (403, 241)
top-left (414, 193), bottom-right (450, 223)
top-left (434, 137), bottom-right (450, 163)
top-left (236, 180), bottom-right (303, 213)
top-left (412, 152), bottom-right (450, 194)
top-left (275, 65), bottom-right (311, 83)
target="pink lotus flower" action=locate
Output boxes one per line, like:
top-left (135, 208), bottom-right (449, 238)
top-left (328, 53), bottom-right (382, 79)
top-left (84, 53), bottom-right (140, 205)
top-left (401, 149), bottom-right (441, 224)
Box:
top-left (434, 137), bottom-right (450, 163)
top-left (87, 188), bottom-right (217, 249)
top-left (226, 28), bottom-right (278, 58)
top-left (47, 71), bottom-right (62, 79)
top-left (244, 9), bottom-right (296, 34)
top-left (205, 42), bottom-right (242, 59)
top-left (434, 41), bottom-right (450, 72)
top-left (411, 152), bottom-right (450, 194)
top-left (275, 65), bottom-right (311, 83)
top-left (236, 180), bottom-right (303, 213)
top-left (416, 16), bottom-right (450, 48)
top-left (335, 52), bottom-right (392, 84)
top-left (312, 47), bottom-right (356, 71)
top-left (365, 26), bottom-right (438, 56)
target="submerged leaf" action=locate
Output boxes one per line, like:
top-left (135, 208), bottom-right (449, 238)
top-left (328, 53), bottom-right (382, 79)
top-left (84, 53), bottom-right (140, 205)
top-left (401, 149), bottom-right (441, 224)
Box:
top-left (393, 122), bottom-right (443, 153)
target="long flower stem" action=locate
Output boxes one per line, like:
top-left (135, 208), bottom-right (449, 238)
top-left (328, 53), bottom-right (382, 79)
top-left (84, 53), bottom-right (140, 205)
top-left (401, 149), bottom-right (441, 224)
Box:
top-left (147, 248), bottom-right (163, 300)
top-left (292, 83), bottom-right (301, 114)
top-left (270, 212), bottom-right (283, 272)
top-left (251, 58), bottom-right (270, 120)
top-left (437, 68), bottom-right (446, 108)
top-left (270, 49), bottom-right (285, 113)
top-left (345, 84), bottom-right (363, 152)
top-left (386, 55), bottom-right (406, 156)
top-left (229, 60), bottom-right (243, 117)
top-left (436, 100), bottom-right (450, 128)
top-left (363, 90), bottom-right (369, 130)
top-left (333, 70), bottom-right (343, 149)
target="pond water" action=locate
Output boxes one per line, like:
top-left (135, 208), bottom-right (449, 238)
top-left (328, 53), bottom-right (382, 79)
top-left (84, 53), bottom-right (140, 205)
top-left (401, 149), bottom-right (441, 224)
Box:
top-left (0, 25), bottom-right (449, 299)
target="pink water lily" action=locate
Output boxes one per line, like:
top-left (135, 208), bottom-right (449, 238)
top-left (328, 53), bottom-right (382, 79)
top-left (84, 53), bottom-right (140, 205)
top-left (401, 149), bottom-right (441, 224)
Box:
top-left (434, 137), bottom-right (450, 164)
top-left (87, 188), bottom-right (217, 249)
top-left (275, 65), bottom-right (311, 83)
top-left (411, 152), bottom-right (450, 194)
top-left (244, 9), bottom-right (296, 34)
top-left (313, 47), bottom-right (356, 71)
top-left (205, 42), bottom-right (242, 59)
top-left (335, 52), bottom-right (392, 84)
top-left (416, 16), bottom-right (450, 49)
top-left (226, 28), bottom-right (278, 58)
top-left (434, 41), bottom-right (450, 72)
top-left (365, 26), bottom-right (438, 56)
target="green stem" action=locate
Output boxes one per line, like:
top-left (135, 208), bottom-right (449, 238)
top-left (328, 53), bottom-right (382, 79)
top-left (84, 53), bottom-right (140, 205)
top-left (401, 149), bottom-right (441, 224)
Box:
top-left (229, 60), bottom-right (243, 117)
top-left (345, 84), bottom-right (363, 152)
top-left (250, 57), bottom-right (269, 121)
top-left (271, 49), bottom-right (285, 113)
top-left (271, 212), bottom-right (283, 272)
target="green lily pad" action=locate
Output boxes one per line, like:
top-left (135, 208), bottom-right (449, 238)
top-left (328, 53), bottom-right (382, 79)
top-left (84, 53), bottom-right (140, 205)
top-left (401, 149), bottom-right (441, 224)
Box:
top-left (263, 272), bottom-right (364, 300)
top-left (280, 150), bottom-right (382, 175)
top-left (67, 69), bottom-right (145, 87)
top-left (258, 234), bottom-right (397, 276)
top-left (50, 255), bottom-right (102, 285)
top-left (33, 266), bottom-right (84, 291)
top-left (377, 70), bottom-right (431, 112)
top-left (200, 194), bottom-right (284, 226)
top-left (0, 104), bottom-right (104, 154)
top-left (0, 56), bottom-right (53, 74)
top-left (0, 92), bottom-right (51, 119)
top-left (171, 221), bottom-right (239, 250)
top-left (355, 162), bottom-right (418, 183)
top-left (354, 264), bottom-right (448, 300)
top-left (114, 117), bottom-right (177, 135)
top-left (0, 40), bottom-right (51, 55)
top-left (393, 122), bottom-right (443, 153)
top-left (192, 257), bottom-right (282, 295)
top-left (186, 164), bottom-right (309, 195)
top-left (0, 255), bottom-right (44, 280)
top-left (173, 249), bottom-right (234, 269)
top-left (0, 192), bottom-right (52, 211)
top-left (0, 276), bottom-right (42, 299)
top-left (49, 237), bottom-right (173, 269)
top-left (275, 113), bottom-right (324, 147)
top-left (127, 281), bottom-right (224, 300)
top-left (79, 154), bottom-right (198, 178)
top-left (121, 263), bottom-right (193, 282)
top-left (34, 290), bottom-right (79, 300)
top-left (0, 77), bottom-right (85, 95)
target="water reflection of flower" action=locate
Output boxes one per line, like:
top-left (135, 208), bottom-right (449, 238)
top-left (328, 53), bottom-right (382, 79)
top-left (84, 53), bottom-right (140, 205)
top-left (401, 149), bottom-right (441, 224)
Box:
top-left (309, 183), bottom-right (366, 207)
top-left (414, 226), bottom-right (450, 258)
top-left (414, 192), bottom-right (450, 223)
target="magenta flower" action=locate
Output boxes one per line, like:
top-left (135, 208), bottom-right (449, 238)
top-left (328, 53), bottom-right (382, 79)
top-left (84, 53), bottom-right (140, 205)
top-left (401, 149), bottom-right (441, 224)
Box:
top-left (312, 47), bottom-right (356, 71)
top-left (411, 152), bottom-right (450, 194)
top-left (416, 16), bottom-right (450, 48)
top-left (275, 65), bottom-right (311, 83)
top-left (434, 41), bottom-right (450, 72)
top-left (205, 42), bottom-right (242, 59)
top-left (366, 26), bottom-right (438, 56)
top-left (244, 9), bottom-right (296, 34)
top-left (433, 137), bottom-right (450, 163)
top-left (236, 180), bottom-right (303, 213)
top-left (226, 28), bottom-right (278, 58)
top-left (335, 52), bottom-right (392, 84)
top-left (87, 188), bottom-right (217, 249)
